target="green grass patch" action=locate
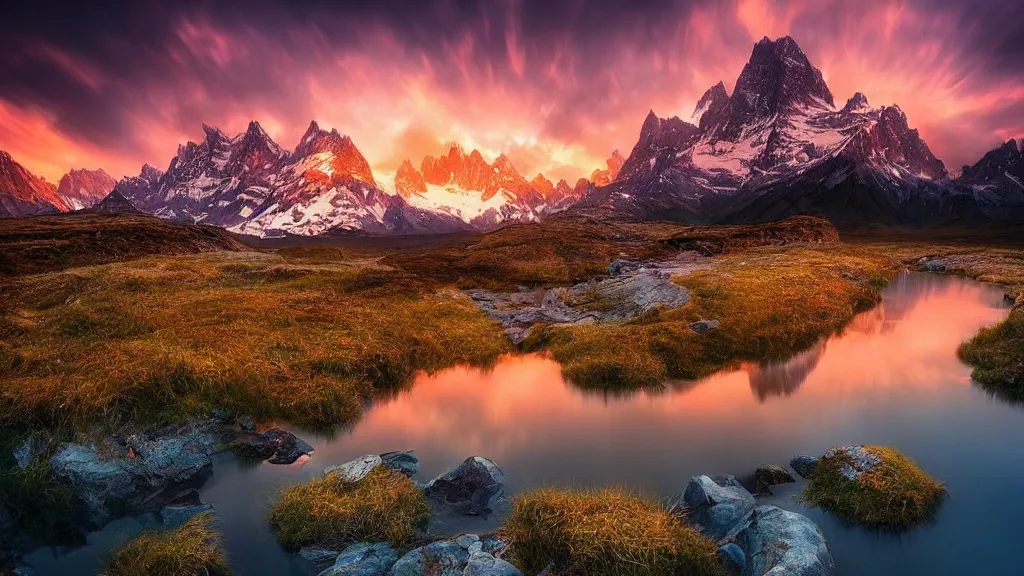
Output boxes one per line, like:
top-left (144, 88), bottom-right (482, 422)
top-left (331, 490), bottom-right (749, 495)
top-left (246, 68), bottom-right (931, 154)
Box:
top-left (500, 487), bottom-right (723, 576)
top-left (958, 309), bottom-right (1024, 398)
top-left (101, 511), bottom-right (230, 576)
top-left (802, 446), bottom-right (946, 529)
top-left (268, 466), bottom-right (430, 552)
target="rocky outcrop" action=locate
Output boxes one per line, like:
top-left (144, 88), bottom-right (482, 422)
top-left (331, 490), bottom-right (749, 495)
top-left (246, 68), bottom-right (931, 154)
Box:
top-left (677, 475), bottom-right (756, 541)
top-left (319, 542), bottom-right (399, 576)
top-left (680, 472), bottom-right (835, 576)
top-left (424, 457), bottom-right (506, 516)
top-left (822, 445), bottom-right (882, 480)
top-left (790, 456), bottom-right (819, 479)
top-left (389, 534), bottom-right (519, 576)
top-left (323, 451), bottom-right (419, 483)
top-left (467, 257), bottom-right (694, 343)
top-left (735, 506), bottom-right (835, 576)
top-left (49, 420), bottom-right (219, 523)
top-left (754, 465), bottom-right (795, 494)
top-left (228, 428), bottom-right (314, 465)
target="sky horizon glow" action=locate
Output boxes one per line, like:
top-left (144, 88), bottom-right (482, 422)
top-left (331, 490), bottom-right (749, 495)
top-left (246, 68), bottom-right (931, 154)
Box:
top-left (1, 0), bottom-right (1022, 184)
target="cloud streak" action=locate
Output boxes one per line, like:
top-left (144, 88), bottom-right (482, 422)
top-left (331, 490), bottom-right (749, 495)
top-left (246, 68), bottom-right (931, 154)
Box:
top-left (0, 0), bottom-right (1021, 183)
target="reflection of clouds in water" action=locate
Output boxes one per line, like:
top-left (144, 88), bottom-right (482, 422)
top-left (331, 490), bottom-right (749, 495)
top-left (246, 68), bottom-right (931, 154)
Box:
top-left (310, 273), bottom-right (1013, 482)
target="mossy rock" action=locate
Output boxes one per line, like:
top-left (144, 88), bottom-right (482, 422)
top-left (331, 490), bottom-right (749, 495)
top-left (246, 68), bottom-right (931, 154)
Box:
top-left (500, 487), bottom-right (723, 576)
top-left (801, 445), bottom-right (945, 529)
top-left (101, 511), bottom-right (230, 576)
top-left (268, 466), bottom-right (430, 552)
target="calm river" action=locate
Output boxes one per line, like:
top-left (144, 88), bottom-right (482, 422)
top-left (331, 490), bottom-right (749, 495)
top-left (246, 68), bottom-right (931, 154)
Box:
top-left (26, 272), bottom-right (1020, 575)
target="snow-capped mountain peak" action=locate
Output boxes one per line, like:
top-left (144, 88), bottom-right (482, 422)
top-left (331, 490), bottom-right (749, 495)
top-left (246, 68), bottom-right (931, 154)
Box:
top-left (56, 168), bottom-right (116, 210)
top-left (841, 92), bottom-right (871, 114)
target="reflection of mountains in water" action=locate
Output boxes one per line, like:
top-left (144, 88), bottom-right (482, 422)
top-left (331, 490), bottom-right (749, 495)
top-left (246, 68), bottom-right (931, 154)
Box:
top-left (745, 340), bottom-right (827, 402)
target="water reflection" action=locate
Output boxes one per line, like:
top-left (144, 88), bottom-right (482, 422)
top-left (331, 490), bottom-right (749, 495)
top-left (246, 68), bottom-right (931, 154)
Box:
top-left (25, 274), bottom-right (1021, 576)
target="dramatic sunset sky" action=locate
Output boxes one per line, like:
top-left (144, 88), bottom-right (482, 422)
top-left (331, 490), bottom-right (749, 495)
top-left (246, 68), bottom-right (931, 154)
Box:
top-left (1, 0), bottom-right (1022, 184)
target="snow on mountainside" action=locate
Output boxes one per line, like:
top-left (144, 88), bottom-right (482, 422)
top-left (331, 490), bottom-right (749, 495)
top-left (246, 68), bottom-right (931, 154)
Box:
top-left (582, 35), bottom-right (1024, 227)
top-left (0, 151), bottom-right (71, 217)
top-left (393, 144), bottom-right (616, 228)
top-left (111, 121), bottom-right (468, 237)
top-left (56, 168), bottom-right (117, 210)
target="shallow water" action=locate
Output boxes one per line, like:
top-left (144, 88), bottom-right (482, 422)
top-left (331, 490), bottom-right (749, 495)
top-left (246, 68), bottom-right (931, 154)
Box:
top-left (24, 272), bottom-right (1021, 575)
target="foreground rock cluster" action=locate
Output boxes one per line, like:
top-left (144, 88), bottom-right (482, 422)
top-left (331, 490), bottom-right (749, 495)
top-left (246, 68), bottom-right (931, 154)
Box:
top-left (677, 474), bottom-right (834, 576)
top-left (15, 422), bottom-right (939, 576)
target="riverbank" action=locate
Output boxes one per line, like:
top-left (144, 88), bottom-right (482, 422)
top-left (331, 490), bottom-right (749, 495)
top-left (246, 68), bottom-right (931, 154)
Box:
top-left (8, 271), bottom-right (1020, 575)
top-left (2, 214), bottom-right (1023, 574)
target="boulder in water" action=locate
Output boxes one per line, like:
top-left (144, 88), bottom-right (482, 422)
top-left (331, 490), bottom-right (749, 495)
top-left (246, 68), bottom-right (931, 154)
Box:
top-left (676, 475), bottom-right (755, 542)
top-left (735, 506), bottom-right (836, 576)
top-left (754, 464), bottom-right (795, 494)
top-left (319, 541), bottom-right (398, 576)
top-left (424, 457), bottom-right (506, 515)
top-left (790, 456), bottom-right (819, 479)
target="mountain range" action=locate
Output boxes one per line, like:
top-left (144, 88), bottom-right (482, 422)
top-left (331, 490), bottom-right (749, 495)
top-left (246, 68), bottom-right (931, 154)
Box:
top-left (1, 35), bottom-right (1022, 233)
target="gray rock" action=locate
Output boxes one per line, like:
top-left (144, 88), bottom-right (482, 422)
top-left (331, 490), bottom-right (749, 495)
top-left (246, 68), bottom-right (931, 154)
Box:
top-left (790, 456), bottom-right (819, 479)
top-left (735, 506), bottom-right (835, 576)
top-left (301, 545), bottom-right (340, 568)
top-left (235, 415), bottom-right (255, 431)
top-left (463, 552), bottom-right (523, 576)
top-left (466, 263), bottom-right (691, 335)
top-left (13, 434), bottom-right (50, 469)
top-left (923, 259), bottom-right (947, 272)
top-left (689, 319), bottom-right (721, 334)
top-left (425, 457), bottom-right (506, 516)
top-left (230, 428), bottom-right (314, 464)
top-left (321, 542), bottom-right (398, 576)
top-left (479, 536), bottom-right (508, 555)
top-left (326, 455), bottom-right (384, 483)
top-left (717, 543), bottom-right (746, 576)
top-left (678, 475), bottom-right (755, 542)
top-left (389, 535), bottom-right (516, 576)
top-left (49, 421), bottom-right (218, 523)
top-left (299, 541), bottom-right (339, 565)
top-left (159, 503), bottom-right (213, 528)
top-left (608, 259), bottom-right (637, 276)
top-left (389, 539), bottom-right (470, 576)
top-left (754, 465), bottom-right (796, 494)
top-left (325, 452), bottom-right (420, 483)
top-left (265, 429), bottom-right (315, 464)
top-left (822, 445), bottom-right (881, 480)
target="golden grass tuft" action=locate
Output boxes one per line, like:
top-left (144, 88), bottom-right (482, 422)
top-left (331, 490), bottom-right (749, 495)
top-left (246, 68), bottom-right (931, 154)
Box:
top-left (801, 446), bottom-right (946, 529)
top-left (526, 247), bottom-right (891, 389)
top-left (101, 511), bottom-right (231, 576)
top-left (500, 487), bottom-right (723, 576)
top-left (958, 308), bottom-right (1024, 398)
top-left (268, 466), bottom-right (430, 552)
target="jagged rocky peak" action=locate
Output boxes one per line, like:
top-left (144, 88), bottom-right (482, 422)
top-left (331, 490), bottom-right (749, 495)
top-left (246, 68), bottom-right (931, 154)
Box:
top-left (714, 35), bottom-right (834, 137)
top-left (530, 173), bottom-right (556, 198)
top-left (842, 92), bottom-right (871, 113)
top-left (692, 81), bottom-right (730, 129)
top-left (618, 111), bottom-right (701, 180)
top-left (56, 168), bottom-right (117, 209)
top-left (140, 163), bottom-right (163, 183)
top-left (395, 159), bottom-right (427, 197)
top-left (293, 120), bottom-right (376, 184)
top-left (0, 150), bottom-right (70, 216)
top-left (960, 138), bottom-right (1023, 182)
top-left (228, 120), bottom-right (284, 173)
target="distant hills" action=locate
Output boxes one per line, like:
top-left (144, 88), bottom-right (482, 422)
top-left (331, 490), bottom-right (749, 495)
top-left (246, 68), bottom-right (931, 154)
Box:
top-left (2, 35), bottom-right (1022, 233)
